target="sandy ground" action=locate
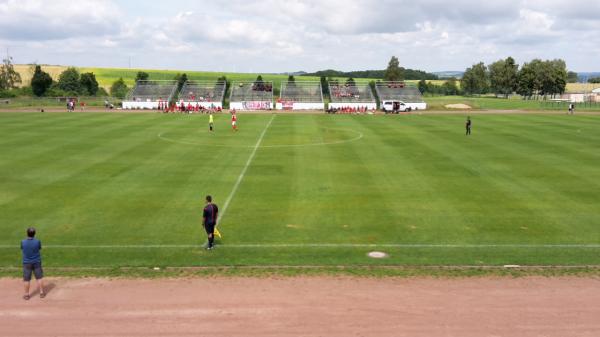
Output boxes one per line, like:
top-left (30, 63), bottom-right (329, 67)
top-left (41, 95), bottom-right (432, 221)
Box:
top-left (445, 103), bottom-right (472, 109)
top-left (1, 277), bottom-right (599, 337)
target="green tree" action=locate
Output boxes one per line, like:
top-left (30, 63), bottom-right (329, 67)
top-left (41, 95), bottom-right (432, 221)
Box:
top-left (80, 72), bottom-right (99, 96)
top-left (369, 80), bottom-right (380, 109)
top-left (97, 87), bottom-right (109, 96)
top-left (489, 57), bottom-right (518, 98)
top-left (384, 56), bottom-right (404, 82)
top-left (174, 73), bottom-right (188, 92)
top-left (217, 76), bottom-right (231, 108)
top-left (320, 76), bottom-right (329, 96)
top-left (287, 75), bottom-right (296, 89)
top-left (253, 75), bottom-right (265, 91)
top-left (418, 79), bottom-right (427, 94)
top-left (547, 59), bottom-right (567, 96)
top-left (345, 77), bottom-right (356, 86)
top-left (567, 71), bottom-right (578, 83)
top-left (30, 65), bottom-right (53, 97)
top-left (589, 77), bottom-right (600, 84)
top-left (443, 78), bottom-right (460, 95)
top-left (0, 57), bottom-right (22, 90)
top-left (110, 77), bottom-right (129, 99)
top-left (135, 71), bottom-right (149, 82)
top-left (57, 67), bottom-right (81, 93)
top-left (462, 62), bottom-right (489, 95)
top-left (516, 61), bottom-right (540, 98)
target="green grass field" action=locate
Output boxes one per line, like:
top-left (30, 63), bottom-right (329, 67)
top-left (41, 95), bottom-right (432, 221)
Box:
top-left (423, 96), bottom-right (600, 111)
top-left (1, 112), bottom-right (599, 269)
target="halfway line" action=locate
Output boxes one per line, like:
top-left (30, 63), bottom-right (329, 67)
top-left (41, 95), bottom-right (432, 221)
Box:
top-left (219, 114), bottom-right (276, 223)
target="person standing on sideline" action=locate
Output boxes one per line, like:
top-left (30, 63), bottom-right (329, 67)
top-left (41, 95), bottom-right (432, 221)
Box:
top-left (21, 227), bottom-right (45, 300)
top-left (466, 116), bottom-right (472, 136)
top-left (208, 112), bottom-right (214, 132)
top-left (203, 195), bottom-right (219, 250)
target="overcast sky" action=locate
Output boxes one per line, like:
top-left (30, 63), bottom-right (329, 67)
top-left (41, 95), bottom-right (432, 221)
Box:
top-left (1, 0), bottom-right (599, 73)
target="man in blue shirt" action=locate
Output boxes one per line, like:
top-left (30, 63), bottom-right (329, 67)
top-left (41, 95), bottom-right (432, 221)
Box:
top-left (21, 227), bottom-right (45, 300)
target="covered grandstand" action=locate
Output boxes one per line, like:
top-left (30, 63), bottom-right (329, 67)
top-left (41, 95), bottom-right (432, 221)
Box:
top-left (276, 81), bottom-right (324, 110)
top-left (328, 80), bottom-right (376, 110)
top-left (229, 81), bottom-right (274, 110)
top-left (178, 80), bottom-right (226, 109)
top-left (123, 80), bottom-right (178, 109)
top-left (374, 81), bottom-right (427, 112)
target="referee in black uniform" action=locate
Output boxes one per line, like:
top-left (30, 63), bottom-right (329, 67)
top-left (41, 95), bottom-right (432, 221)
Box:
top-left (203, 195), bottom-right (219, 250)
top-left (466, 116), bottom-right (472, 136)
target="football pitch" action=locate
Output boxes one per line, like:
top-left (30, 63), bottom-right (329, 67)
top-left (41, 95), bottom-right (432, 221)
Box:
top-left (1, 112), bottom-right (599, 269)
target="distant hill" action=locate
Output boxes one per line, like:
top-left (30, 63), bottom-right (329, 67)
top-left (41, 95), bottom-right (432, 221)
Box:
top-left (301, 68), bottom-right (438, 81)
top-left (433, 71), bottom-right (464, 79)
top-left (577, 72), bottom-right (600, 82)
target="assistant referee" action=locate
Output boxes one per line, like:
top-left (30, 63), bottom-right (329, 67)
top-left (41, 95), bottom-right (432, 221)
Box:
top-left (202, 195), bottom-right (219, 250)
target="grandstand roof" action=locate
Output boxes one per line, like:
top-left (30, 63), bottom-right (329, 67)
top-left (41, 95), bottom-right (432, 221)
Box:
top-left (230, 81), bottom-right (274, 102)
top-left (329, 81), bottom-right (376, 103)
top-left (126, 80), bottom-right (178, 102)
top-left (179, 80), bottom-right (226, 103)
top-left (375, 81), bottom-right (424, 103)
top-left (280, 81), bottom-right (323, 103)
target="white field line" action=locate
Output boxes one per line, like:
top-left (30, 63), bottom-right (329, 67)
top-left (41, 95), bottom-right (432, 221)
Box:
top-left (158, 127), bottom-right (363, 148)
top-left (218, 114), bottom-right (275, 224)
top-left (1, 244), bottom-right (599, 249)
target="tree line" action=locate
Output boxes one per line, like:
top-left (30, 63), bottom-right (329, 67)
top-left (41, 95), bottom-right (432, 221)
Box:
top-left (417, 78), bottom-right (460, 96)
top-left (0, 58), bottom-right (106, 98)
top-left (302, 62), bottom-right (438, 81)
top-left (461, 57), bottom-right (571, 98)
top-left (589, 77), bottom-right (600, 84)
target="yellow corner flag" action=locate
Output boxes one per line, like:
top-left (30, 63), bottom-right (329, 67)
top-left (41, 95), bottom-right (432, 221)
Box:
top-left (214, 227), bottom-right (222, 239)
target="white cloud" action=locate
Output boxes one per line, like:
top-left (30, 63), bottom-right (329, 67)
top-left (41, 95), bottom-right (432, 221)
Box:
top-left (0, 0), bottom-right (599, 72)
top-left (0, 0), bottom-right (121, 40)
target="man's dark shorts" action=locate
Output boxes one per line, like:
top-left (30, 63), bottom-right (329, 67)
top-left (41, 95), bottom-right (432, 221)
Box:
top-left (23, 262), bottom-right (43, 281)
top-left (204, 223), bottom-right (215, 235)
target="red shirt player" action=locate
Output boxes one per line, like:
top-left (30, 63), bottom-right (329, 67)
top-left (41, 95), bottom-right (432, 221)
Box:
top-left (231, 110), bottom-right (238, 131)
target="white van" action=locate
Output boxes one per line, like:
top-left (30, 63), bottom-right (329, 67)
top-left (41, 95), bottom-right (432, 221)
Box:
top-left (382, 100), bottom-right (427, 113)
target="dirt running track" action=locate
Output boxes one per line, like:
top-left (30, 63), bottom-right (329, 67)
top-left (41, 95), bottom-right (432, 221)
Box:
top-left (1, 277), bottom-right (599, 337)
